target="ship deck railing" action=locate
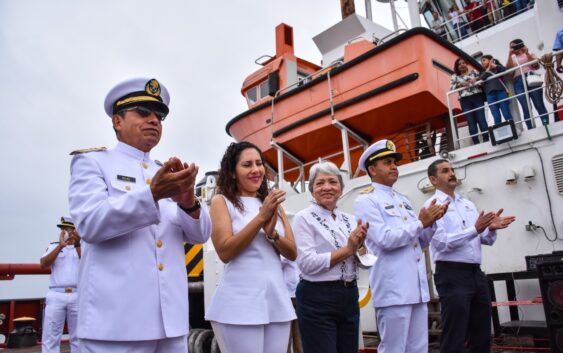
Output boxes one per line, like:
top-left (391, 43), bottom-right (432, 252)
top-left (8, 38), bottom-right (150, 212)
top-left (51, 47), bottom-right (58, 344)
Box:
top-left (432, 0), bottom-right (533, 44)
top-left (446, 49), bottom-right (563, 149)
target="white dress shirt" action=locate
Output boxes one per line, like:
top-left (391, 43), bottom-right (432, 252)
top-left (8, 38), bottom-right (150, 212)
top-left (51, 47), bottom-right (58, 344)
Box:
top-left (425, 189), bottom-right (496, 264)
top-left (354, 182), bottom-right (432, 308)
top-left (292, 202), bottom-right (358, 282)
top-left (69, 142), bottom-right (211, 341)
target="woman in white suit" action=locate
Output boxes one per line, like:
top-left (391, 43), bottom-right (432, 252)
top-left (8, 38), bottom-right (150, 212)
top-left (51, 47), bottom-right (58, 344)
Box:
top-left (292, 161), bottom-right (368, 353)
top-left (205, 141), bottom-right (297, 353)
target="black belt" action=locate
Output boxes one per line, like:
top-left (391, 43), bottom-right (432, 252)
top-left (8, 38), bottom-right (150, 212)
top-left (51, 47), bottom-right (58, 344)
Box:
top-left (301, 279), bottom-right (357, 288)
top-left (436, 261), bottom-right (480, 271)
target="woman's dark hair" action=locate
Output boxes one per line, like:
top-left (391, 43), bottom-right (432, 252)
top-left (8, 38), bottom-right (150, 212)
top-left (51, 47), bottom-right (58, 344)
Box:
top-left (216, 141), bottom-right (269, 211)
top-left (453, 57), bottom-right (465, 76)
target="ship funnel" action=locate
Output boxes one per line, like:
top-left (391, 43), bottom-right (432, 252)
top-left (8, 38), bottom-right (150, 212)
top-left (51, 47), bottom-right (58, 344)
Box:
top-left (275, 23), bottom-right (294, 57)
top-left (313, 14), bottom-right (392, 67)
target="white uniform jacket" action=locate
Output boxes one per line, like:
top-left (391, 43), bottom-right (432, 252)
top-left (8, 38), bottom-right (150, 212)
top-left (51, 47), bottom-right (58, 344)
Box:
top-left (425, 190), bottom-right (496, 264)
top-left (69, 142), bottom-right (211, 341)
top-left (354, 182), bottom-right (433, 308)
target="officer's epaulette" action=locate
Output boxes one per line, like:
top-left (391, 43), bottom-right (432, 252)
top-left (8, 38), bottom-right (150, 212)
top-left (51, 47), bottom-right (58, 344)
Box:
top-left (70, 147), bottom-right (107, 156)
top-left (155, 160), bottom-right (163, 166)
top-left (360, 185), bottom-right (374, 194)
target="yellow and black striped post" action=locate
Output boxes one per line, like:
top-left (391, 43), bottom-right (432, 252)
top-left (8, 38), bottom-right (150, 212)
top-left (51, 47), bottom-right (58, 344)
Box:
top-left (184, 243), bottom-right (204, 280)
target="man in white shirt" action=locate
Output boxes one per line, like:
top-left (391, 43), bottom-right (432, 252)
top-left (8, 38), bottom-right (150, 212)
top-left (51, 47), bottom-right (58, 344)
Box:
top-left (68, 77), bottom-right (211, 353)
top-left (425, 159), bottom-right (515, 353)
top-left (40, 216), bottom-right (81, 353)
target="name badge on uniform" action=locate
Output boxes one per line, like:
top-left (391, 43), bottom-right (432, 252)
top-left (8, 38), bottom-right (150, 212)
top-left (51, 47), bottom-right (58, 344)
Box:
top-left (117, 175), bottom-right (136, 183)
top-left (385, 205), bottom-right (395, 210)
top-left (404, 203), bottom-right (413, 211)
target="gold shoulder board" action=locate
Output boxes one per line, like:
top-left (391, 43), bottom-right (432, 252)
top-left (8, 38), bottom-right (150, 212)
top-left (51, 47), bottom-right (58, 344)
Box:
top-left (69, 147), bottom-right (107, 156)
top-left (360, 185), bottom-right (375, 194)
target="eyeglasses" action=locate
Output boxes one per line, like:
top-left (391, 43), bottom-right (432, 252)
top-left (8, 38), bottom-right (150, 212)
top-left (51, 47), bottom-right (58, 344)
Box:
top-left (118, 106), bottom-right (168, 121)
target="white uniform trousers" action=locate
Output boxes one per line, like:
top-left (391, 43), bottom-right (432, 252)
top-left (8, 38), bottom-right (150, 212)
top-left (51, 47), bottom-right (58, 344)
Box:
top-left (78, 335), bottom-right (187, 353)
top-left (211, 321), bottom-right (291, 353)
top-left (376, 303), bottom-right (428, 353)
top-left (42, 290), bottom-right (78, 353)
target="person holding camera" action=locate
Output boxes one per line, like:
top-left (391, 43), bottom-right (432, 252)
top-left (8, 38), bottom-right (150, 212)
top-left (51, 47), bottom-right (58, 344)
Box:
top-left (40, 216), bottom-right (81, 353)
top-left (451, 57), bottom-right (489, 145)
top-left (480, 55), bottom-right (514, 125)
top-left (506, 38), bottom-right (549, 127)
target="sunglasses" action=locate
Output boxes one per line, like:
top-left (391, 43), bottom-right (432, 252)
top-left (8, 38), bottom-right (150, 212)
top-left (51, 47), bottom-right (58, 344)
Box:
top-left (119, 106), bottom-right (168, 121)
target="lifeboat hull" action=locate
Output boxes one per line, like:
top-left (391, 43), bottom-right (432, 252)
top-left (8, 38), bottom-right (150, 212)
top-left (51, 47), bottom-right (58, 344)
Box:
top-left (227, 29), bottom-right (478, 180)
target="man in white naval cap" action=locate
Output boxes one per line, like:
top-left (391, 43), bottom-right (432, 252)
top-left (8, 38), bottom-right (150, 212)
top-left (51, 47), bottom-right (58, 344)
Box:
top-left (425, 159), bottom-right (515, 353)
top-left (40, 216), bottom-right (81, 353)
top-left (353, 140), bottom-right (447, 353)
top-left (68, 77), bottom-right (211, 353)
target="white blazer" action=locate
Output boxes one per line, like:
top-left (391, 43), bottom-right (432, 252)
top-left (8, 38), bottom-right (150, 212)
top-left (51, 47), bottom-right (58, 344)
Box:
top-left (69, 142), bottom-right (211, 340)
top-left (354, 182), bottom-right (432, 308)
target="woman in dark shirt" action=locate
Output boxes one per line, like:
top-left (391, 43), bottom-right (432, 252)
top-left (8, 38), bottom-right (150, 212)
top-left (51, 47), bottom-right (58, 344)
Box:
top-left (479, 55), bottom-right (513, 125)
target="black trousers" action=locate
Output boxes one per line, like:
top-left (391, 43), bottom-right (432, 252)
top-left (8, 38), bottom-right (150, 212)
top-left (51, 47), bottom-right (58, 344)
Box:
top-left (434, 261), bottom-right (492, 353)
top-left (295, 280), bottom-right (359, 353)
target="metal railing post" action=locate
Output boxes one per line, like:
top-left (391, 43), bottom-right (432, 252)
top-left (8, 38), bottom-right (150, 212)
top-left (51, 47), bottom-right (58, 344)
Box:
top-left (446, 90), bottom-right (461, 149)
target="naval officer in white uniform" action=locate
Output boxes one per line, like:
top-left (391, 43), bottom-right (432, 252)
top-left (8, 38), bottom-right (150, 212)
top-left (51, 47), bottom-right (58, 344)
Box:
top-left (40, 216), bottom-right (81, 353)
top-left (353, 140), bottom-right (447, 353)
top-left (68, 77), bottom-right (211, 353)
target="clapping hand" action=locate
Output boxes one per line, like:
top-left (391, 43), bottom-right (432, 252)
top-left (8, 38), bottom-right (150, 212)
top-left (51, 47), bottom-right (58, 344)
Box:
top-left (488, 208), bottom-right (516, 231)
top-left (151, 157), bottom-right (199, 208)
top-left (260, 189), bottom-right (286, 235)
top-left (474, 211), bottom-right (496, 233)
top-left (347, 220), bottom-right (368, 253)
top-left (419, 199), bottom-right (449, 228)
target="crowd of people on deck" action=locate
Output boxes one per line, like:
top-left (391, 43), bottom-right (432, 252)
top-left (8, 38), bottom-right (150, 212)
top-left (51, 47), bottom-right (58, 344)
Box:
top-left (429, 0), bottom-right (535, 42)
top-left (425, 1), bottom-right (563, 146)
top-left (449, 32), bottom-right (562, 145)
top-left (38, 76), bottom-right (521, 353)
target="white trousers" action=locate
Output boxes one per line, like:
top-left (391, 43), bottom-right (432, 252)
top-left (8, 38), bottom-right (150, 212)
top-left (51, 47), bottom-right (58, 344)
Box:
top-left (78, 335), bottom-right (187, 353)
top-left (211, 321), bottom-right (291, 353)
top-left (42, 290), bottom-right (78, 353)
top-left (376, 303), bottom-right (428, 353)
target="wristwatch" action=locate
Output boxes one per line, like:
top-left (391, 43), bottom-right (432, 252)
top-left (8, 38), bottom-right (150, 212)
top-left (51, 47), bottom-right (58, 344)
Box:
top-left (181, 198), bottom-right (201, 213)
top-left (266, 230), bottom-right (280, 244)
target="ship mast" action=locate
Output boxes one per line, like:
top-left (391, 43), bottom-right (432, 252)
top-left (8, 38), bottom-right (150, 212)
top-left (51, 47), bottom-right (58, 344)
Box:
top-left (361, 0), bottom-right (422, 29)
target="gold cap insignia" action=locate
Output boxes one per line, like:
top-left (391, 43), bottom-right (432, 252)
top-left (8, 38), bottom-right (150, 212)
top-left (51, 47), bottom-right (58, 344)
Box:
top-left (145, 79), bottom-right (161, 97)
top-left (386, 140), bottom-right (395, 151)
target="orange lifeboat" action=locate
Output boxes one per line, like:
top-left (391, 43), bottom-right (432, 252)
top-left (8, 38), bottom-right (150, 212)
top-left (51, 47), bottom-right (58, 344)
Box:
top-left (226, 17), bottom-right (480, 182)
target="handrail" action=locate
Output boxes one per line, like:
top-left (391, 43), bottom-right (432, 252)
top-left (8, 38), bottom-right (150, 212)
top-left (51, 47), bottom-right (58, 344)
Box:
top-left (432, 0), bottom-right (532, 43)
top-left (0, 264), bottom-right (50, 280)
top-left (446, 49), bottom-right (563, 147)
